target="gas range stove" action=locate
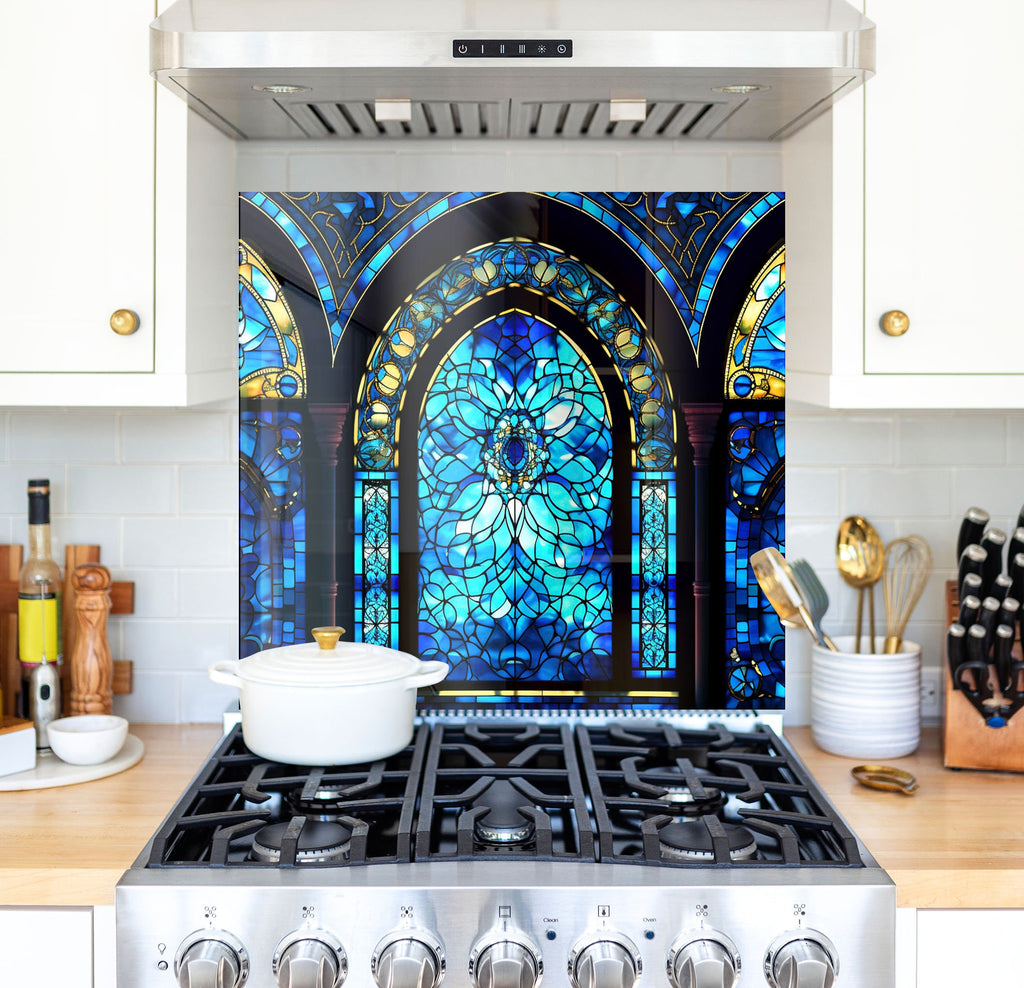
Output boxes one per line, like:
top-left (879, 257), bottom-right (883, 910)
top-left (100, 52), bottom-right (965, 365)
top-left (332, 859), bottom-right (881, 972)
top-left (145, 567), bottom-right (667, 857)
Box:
top-left (116, 714), bottom-right (895, 988)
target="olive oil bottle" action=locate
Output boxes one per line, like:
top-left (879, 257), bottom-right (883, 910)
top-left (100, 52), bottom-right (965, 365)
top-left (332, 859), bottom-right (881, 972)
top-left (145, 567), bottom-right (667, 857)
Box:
top-left (18, 479), bottom-right (62, 732)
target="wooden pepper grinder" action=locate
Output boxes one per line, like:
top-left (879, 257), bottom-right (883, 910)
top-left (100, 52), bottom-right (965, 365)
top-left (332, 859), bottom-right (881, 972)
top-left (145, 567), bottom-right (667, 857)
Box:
top-left (69, 564), bottom-right (113, 715)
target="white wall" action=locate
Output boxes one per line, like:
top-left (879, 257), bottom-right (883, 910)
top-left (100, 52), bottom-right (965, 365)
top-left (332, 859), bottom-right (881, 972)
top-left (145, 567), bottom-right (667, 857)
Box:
top-left (5, 141), bottom-right (1018, 722)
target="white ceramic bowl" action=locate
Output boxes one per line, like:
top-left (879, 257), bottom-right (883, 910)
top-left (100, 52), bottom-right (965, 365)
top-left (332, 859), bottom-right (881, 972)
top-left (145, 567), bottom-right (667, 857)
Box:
top-left (47, 715), bottom-right (129, 765)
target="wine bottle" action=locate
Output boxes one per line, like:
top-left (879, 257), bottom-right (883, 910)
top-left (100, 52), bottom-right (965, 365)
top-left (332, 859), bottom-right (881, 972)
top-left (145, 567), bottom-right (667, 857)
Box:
top-left (18, 479), bottom-right (62, 726)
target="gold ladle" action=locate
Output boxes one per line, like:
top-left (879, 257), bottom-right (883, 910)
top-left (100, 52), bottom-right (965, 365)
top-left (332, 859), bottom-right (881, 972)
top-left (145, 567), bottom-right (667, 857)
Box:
top-left (750, 547), bottom-right (837, 650)
top-left (836, 516), bottom-right (886, 653)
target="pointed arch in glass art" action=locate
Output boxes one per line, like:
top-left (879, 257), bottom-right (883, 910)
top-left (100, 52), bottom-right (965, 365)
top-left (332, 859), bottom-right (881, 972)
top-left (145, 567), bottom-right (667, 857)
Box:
top-left (238, 241), bottom-right (307, 399)
top-left (416, 309), bottom-right (614, 683)
top-left (725, 245), bottom-right (785, 400)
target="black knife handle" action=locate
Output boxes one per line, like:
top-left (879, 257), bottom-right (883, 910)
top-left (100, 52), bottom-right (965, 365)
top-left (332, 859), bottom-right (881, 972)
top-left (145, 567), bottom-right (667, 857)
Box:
top-left (994, 624), bottom-right (1016, 695)
top-left (1016, 503), bottom-right (1024, 536)
top-left (958, 544), bottom-right (988, 599)
top-left (1011, 552), bottom-right (1024, 604)
top-left (980, 529), bottom-right (1008, 591)
top-left (1008, 527), bottom-right (1024, 570)
top-left (958, 593), bottom-right (982, 628)
top-left (957, 506), bottom-right (990, 561)
top-left (990, 573), bottom-right (1014, 603)
top-left (960, 572), bottom-right (983, 603)
top-left (978, 596), bottom-right (1002, 649)
top-left (947, 623), bottom-right (967, 688)
top-left (998, 596), bottom-right (1020, 631)
top-left (966, 621), bottom-right (991, 664)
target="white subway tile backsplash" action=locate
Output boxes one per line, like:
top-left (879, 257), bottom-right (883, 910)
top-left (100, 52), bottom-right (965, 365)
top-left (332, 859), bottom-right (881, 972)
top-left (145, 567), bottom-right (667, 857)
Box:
top-left (113, 670), bottom-right (181, 724)
top-left (787, 414), bottom-right (892, 467)
top-left (118, 568), bottom-right (180, 619)
top-left (121, 412), bottom-right (230, 463)
top-left (179, 671), bottom-right (239, 725)
top-left (506, 151), bottom-right (618, 189)
top-left (180, 569), bottom-right (237, 619)
top-left (843, 467), bottom-right (951, 519)
top-left (728, 153), bottom-right (783, 189)
top-left (784, 468), bottom-right (840, 518)
top-left (125, 619), bottom-right (237, 672)
top-left (289, 153), bottom-right (401, 190)
top-left (616, 153), bottom-right (728, 189)
top-left (9, 411), bottom-right (117, 463)
top-left (67, 465), bottom-right (176, 515)
top-left (899, 413), bottom-right (1007, 465)
top-left (0, 464), bottom-right (66, 514)
top-left (180, 465), bottom-right (238, 515)
top-left (950, 467), bottom-right (1024, 525)
top-left (123, 517), bottom-right (235, 568)
top-left (41, 516), bottom-right (124, 568)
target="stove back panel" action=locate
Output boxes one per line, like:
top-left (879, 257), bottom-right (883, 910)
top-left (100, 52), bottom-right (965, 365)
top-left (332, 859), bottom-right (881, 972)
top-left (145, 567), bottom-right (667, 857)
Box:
top-left (237, 191), bottom-right (786, 712)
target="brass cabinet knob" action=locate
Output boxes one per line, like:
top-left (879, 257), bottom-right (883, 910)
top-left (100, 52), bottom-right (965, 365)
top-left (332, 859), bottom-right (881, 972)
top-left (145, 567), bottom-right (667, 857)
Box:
top-left (880, 310), bottom-right (910, 337)
top-left (109, 308), bottom-right (140, 336)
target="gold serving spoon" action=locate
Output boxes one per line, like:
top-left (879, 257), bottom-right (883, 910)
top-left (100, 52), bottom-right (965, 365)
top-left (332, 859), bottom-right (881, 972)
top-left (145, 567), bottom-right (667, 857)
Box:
top-left (750, 547), bottom-right (838, 650)
top-left (836, 516), bottom-right (886, 653)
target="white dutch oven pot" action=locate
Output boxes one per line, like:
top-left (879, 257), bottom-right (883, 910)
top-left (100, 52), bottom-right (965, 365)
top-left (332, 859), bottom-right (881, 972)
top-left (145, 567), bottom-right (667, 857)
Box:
top-left (209, 627), bottom-right (448, 765)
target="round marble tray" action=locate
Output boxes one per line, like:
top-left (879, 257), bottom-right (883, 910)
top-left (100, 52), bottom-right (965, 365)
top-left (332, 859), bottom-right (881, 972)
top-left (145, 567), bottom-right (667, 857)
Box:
top-left (0, 734), bottom-right (144, 791)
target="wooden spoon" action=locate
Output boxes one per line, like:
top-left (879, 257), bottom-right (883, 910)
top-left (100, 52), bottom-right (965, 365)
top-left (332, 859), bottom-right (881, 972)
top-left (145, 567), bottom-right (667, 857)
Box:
top-left (836, 516), bottom-right (886, 653)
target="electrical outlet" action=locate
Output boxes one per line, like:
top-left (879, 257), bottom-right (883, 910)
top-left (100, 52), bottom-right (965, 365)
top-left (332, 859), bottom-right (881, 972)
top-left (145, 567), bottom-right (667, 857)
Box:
top-left (920, 667), bottom-right (942, 720)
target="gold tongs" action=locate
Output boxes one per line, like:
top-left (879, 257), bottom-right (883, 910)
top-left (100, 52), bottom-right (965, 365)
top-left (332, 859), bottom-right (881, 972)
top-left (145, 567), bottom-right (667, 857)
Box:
top-left (850, 764), bottom-right (919, 795)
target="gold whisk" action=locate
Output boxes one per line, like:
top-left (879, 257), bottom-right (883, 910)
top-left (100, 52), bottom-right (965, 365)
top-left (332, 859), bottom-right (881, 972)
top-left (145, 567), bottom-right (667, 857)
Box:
top-left (882, 535), bottom-right (933, 653)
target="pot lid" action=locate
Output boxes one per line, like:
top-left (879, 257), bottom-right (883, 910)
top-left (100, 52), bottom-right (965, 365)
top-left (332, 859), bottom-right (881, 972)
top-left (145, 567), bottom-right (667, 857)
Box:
top-left (237, 627), bottom-right (426, 687)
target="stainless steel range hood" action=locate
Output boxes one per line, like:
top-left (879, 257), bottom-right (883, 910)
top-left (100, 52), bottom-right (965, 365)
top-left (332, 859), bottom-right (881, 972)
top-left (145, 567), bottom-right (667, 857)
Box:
top-left (151, 0), bottom-right (874, 142)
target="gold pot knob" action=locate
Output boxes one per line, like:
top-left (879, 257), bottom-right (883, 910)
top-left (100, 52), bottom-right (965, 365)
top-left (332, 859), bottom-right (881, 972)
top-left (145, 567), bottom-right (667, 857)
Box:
top-left (880, 310), bottom-right (910, 337)
top-left (109, 308), bottom-right (140, 336)
top-left (311, 626), bottom-right (345, 650)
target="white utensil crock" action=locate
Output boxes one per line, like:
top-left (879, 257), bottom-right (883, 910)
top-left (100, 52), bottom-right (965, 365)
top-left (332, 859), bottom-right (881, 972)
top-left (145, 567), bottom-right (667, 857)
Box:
top-left (209, 630), bottom-right (448, 765)
top-left (810, 635), bottom-right (921, 759)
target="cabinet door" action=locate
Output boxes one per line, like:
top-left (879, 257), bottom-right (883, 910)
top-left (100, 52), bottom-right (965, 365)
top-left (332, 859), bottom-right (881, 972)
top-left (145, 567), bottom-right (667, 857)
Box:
top-left (917, 910), bottom-right (1024, 984)
top-left (863, 0), bottom-right (1024, 376)
top-left (2, 0), bottom-right (154, 373)
top-left (0, 907), bottom-right (93, 988)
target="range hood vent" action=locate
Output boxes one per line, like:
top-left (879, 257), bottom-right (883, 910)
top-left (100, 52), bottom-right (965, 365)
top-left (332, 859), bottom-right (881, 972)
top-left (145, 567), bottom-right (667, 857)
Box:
top-left (151, 0), bottom-right (875, 142)
top-left (279, 98), bottom-right (736, 140)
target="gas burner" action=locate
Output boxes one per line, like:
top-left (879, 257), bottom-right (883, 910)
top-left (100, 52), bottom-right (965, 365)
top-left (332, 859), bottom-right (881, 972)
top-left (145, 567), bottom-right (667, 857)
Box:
top-left (657, 785), bottom-right (728, 818)
top-left (286, 785), bottom-right (354, 820)
top-left (657, 821), bottom-right (757, 863)
top-left (250, 820), bottom-right (352, 864)
top-left (472, 780), bottom-right (536, 845)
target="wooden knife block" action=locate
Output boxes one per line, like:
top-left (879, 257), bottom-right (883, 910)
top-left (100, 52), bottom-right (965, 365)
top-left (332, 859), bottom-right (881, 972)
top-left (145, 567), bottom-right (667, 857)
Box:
top-left (943, 579), bottom-right (1024, 772)
top-left (0, 544), bottom-right (134, 718)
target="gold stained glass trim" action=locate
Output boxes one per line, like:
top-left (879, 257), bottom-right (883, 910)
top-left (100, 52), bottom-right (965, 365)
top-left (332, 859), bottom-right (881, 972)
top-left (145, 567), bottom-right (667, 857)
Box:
top-left (724, 244), bottom-right (785, 400)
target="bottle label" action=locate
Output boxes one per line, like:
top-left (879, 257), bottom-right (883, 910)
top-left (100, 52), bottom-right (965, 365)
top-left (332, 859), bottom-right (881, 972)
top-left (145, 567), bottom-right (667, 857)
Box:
top-left (18, 594), bottom-right (62, 667)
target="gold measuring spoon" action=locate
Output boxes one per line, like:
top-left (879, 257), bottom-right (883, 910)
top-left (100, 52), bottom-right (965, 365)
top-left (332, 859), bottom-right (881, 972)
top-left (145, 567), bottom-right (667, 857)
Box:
top-left (750, 547), bottom-right (837, 650)
top-left (836, 516), bottom-right (886, 653)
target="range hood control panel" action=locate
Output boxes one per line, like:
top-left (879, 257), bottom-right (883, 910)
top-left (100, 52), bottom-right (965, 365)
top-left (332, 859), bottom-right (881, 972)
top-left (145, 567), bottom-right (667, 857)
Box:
top-left (452, 40), bottom-right (573, 58)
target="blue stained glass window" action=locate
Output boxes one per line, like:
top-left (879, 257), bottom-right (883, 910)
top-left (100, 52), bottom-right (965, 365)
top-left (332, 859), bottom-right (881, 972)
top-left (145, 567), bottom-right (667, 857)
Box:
top-left (632, 474), bottom-right (677, 677)
top-left (724, 410), bottom-right (785, 706)
top-left (239, 411), bottom-right (306, 656)
top-left (354, 472), bottom-right (398, 647)
top-left (417, 310), bottom-right (614, 683)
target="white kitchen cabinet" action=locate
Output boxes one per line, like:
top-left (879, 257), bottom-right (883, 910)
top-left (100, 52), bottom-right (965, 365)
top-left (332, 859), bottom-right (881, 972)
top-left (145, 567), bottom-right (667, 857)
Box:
top-left (0, 0), bottom-right (236, 407)
top-left (0, 907), bottom-right (94, 987)
top-left (784, 0), bottom-right (1024, 408)
top-left (916, 910), bottom-right (1024, 985)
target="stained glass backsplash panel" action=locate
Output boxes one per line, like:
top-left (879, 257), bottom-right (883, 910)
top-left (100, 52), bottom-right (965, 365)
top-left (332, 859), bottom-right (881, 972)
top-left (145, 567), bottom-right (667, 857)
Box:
top-left (238, 192), bottom-right (785, 711)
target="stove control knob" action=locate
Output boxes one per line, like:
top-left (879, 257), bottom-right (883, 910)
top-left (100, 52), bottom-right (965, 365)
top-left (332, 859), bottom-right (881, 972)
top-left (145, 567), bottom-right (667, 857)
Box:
top-left (273, 931), bottom-right (347, 988)
top-left (470, 934), bottom-right (543, 988)
top-left (568, 933), bottom-right (642, 988)
top-left (174, 930), bottom-right (249, 988)
top-left (372, 931), bottom-right (446, 988)
top-left (764, 931), bottom-right (838, 988)
top-left (668, 931), bottom-right (740, 988)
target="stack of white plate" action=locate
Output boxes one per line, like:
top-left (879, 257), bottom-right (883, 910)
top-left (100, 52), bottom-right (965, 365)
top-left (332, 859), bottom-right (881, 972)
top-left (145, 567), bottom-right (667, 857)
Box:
top-left (810, 635), bottom-right (921, 759)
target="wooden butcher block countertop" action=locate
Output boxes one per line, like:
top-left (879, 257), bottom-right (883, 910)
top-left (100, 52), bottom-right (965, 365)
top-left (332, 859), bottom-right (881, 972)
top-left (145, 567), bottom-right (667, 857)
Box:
top-left (0, 724), bottom-right (1021, 909)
